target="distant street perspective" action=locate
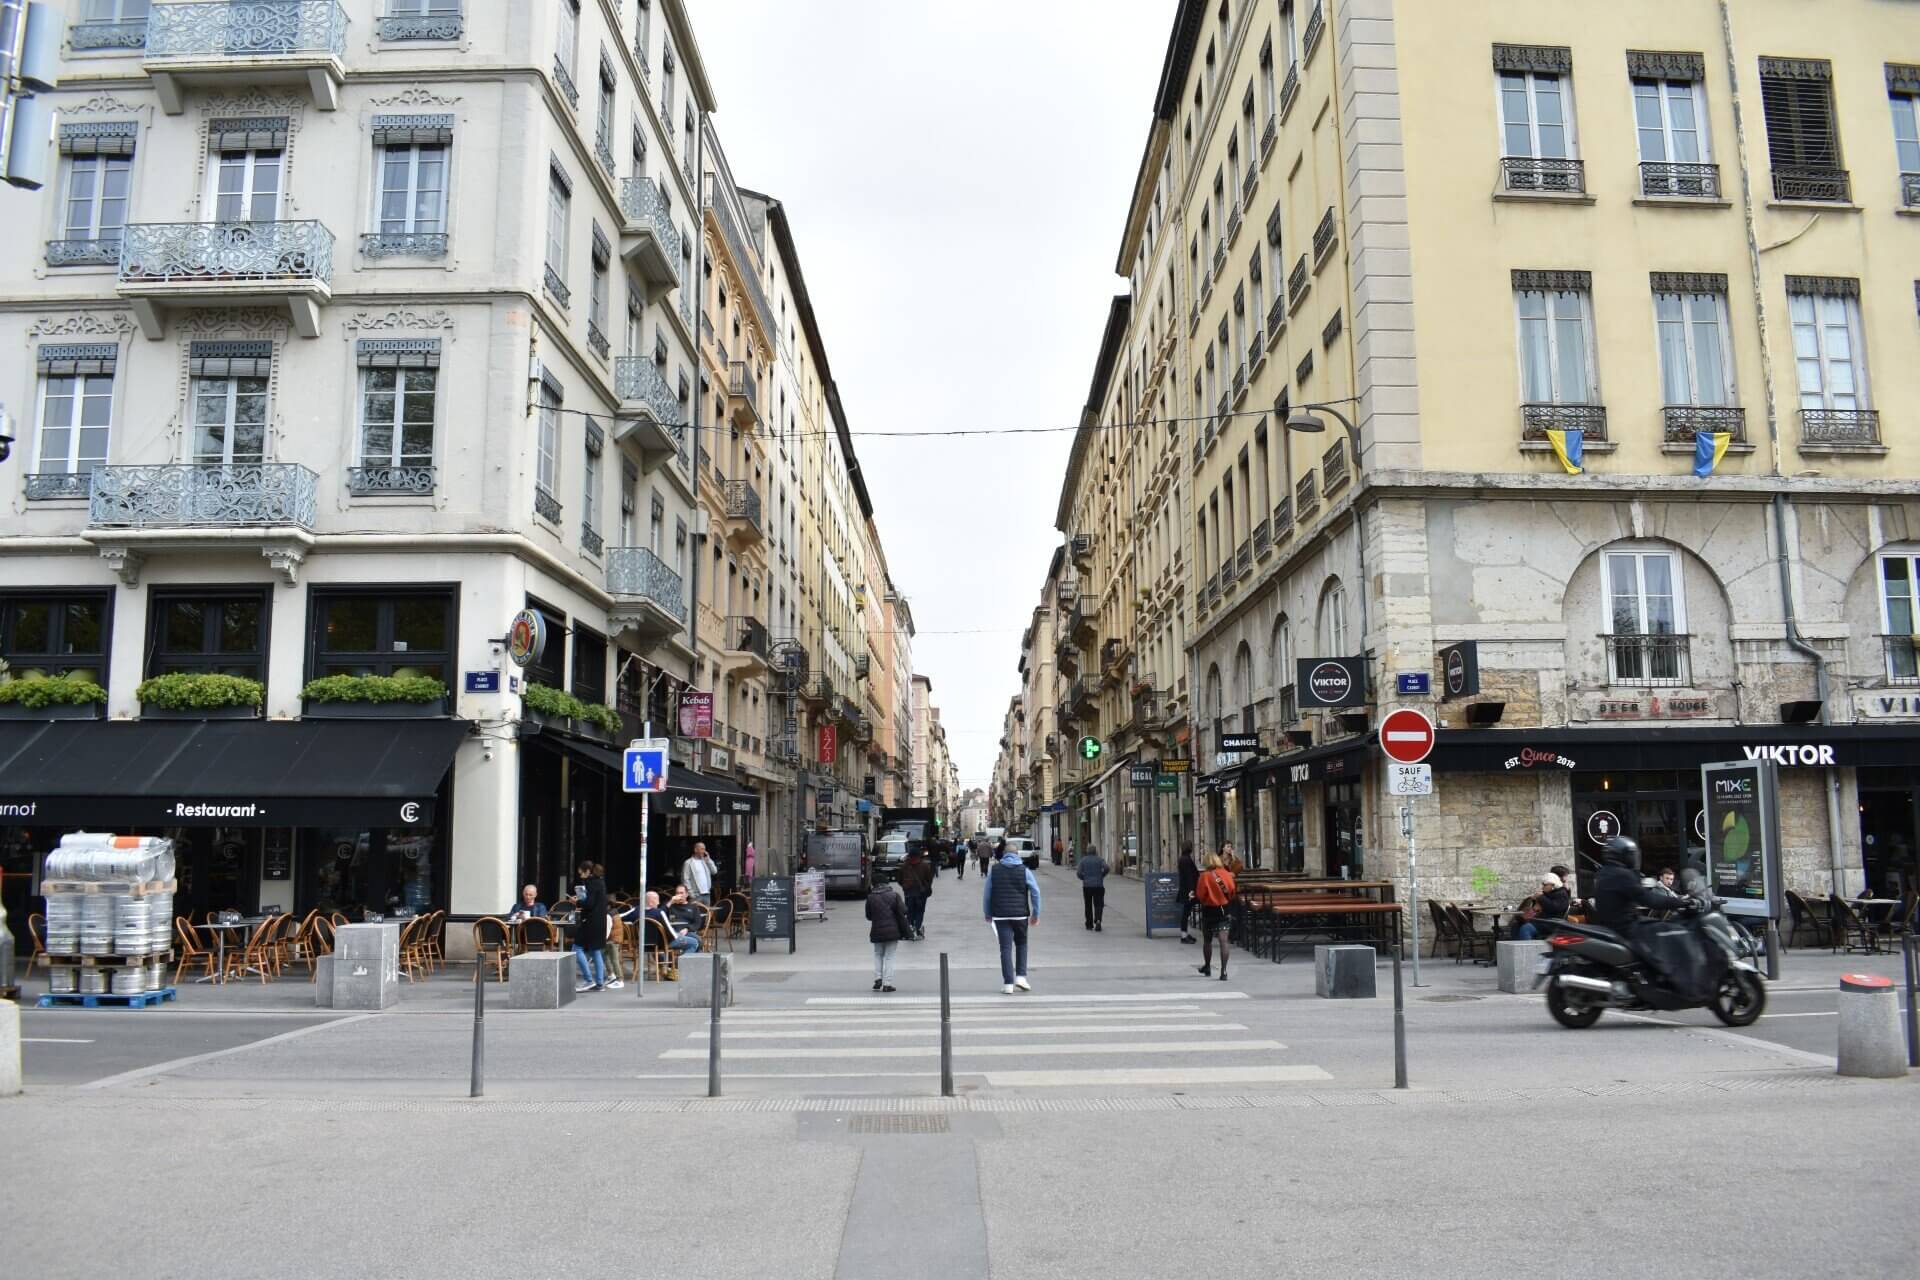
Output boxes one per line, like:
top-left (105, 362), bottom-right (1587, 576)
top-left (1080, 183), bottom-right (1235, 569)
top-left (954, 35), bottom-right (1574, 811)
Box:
top-left (3, 1), bottom-right (1920, 1277)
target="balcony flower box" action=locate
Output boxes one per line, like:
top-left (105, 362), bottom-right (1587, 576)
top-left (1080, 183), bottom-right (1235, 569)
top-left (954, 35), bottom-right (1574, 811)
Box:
top-left (300, 674), bottom-right (449, 719)
top-left (523, 682), bottom-right (622, 743)
top-left (136, 672), bottom-right (263, 719)
top-left (0, 674), bottom-right (108, 720)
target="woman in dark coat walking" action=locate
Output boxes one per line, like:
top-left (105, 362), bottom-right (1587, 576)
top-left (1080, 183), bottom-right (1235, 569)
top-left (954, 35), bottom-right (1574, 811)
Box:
top-left (572, 860), bottom-right (614, 992)
top-left (1177, 846), bottom-right (1201, 944)
top-left (865, 880), bottom-right (911, 992)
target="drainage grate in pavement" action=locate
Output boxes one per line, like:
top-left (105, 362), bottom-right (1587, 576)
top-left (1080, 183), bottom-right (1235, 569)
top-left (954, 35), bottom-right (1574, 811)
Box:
top-left (743, 972), bottom-right (796, 982)
top-left (846, 1113), bottom-right (951, 1135)
top-left (1418, 994), bottom-right (1484, 1003)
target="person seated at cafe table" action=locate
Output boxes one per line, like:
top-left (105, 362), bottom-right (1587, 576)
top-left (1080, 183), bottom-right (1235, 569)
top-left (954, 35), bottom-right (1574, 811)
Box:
top-left (634, 890), bottom-right (702, 956)
top-left (505, 885), bottom-right (548, 921)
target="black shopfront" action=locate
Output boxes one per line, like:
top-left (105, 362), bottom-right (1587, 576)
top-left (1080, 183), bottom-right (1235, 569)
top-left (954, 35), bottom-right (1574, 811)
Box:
top-left (1242, 740), bottom-right (1370, 877)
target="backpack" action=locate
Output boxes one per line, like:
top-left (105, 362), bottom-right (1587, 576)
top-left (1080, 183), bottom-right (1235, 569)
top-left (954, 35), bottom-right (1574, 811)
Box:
top-left (1195, 868), bottom-right (1234, 908)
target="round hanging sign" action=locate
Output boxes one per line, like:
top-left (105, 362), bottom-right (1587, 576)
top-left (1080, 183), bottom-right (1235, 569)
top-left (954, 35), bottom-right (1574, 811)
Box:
top-left (507, 609), bottom-right (546, 668)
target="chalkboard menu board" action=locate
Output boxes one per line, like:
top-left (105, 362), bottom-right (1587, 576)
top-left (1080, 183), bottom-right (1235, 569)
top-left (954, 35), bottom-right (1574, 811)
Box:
top-left (750, 875), bottom-right (795, 954)
top-left (1144, 870), bottom-right (1183, 937)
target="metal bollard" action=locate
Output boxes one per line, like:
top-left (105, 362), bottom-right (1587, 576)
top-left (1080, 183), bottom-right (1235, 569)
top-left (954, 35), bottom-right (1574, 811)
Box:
top-left (1905, 935), bottom-right (1919, 1070)
top-left (1764, 919), bottom-right (1782, 981)
top-left (939, 953), bottom-right (954, 1098)
top-left (707, 952), bottom-right (722, 1098)
top-left (469, 960), bottom-right (484, 1098)
top-left (1391, 944), bottom-right (1408, 1090)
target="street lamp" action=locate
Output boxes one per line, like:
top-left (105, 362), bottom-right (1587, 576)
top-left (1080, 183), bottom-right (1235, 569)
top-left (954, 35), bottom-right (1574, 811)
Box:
top-left (1284, 402), bottom-right (1369, 643)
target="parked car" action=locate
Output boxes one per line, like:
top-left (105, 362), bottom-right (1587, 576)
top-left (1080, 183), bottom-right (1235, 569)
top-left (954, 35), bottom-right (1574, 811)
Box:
top-left (802, 830), bottom-right (868, 897)
top-left (868, 837), bottom-right (910, 888)
top-left (1002, 835), bottom-right (1038, 871)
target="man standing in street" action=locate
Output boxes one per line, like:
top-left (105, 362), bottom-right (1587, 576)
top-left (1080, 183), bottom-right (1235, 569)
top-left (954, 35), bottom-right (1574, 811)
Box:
top-left (983, 837), bottom-right (1041, 994)
top-left (681, 842), bottom-right (718, 905)
top-left (1077, 846), bottom-right (1109, 931)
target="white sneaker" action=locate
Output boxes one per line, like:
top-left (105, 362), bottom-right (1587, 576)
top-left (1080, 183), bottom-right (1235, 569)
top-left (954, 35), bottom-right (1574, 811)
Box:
top-left (574, 981), bottom-right (596, 993)
top-left (1002, 984), bottom-right (1016, 995)
top-left (605, 978), bottom-right (625, 989)
top-left (1013, 976), bottom-right (1032, 991)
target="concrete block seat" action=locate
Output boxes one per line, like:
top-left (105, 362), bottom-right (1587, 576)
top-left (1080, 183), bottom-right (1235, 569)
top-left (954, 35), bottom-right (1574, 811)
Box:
top-left (509, 951), bottom-right (577, 1010)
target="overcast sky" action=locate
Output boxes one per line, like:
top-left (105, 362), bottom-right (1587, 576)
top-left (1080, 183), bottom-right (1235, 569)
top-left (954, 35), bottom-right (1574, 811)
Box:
top-left (694, 0), bottom-right (1171, 790)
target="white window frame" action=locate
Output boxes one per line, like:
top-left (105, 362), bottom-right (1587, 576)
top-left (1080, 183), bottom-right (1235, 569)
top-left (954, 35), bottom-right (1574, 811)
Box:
top-left (81, 0), bottom-right (147, 21)
top-left (373, 140), bottom-right (448, 235)
top-left (1279, 1), bottom-right (1296, 70)
top-left (581, 434), bottom-right (600, 544)
top-left (556, 0), bottom-right (578, 77)
top-left (208, 145), bottom-right (283, 223)
top-left (388, 1), bottom-right (460, 15)
top-left (1893, 91), bottom-right (1920, 175)
top-left (1497, 69), bottom-right (1577, 160)
top-left (545, 170), bottom-right (570, 275)
top-left (1653, 288), bottom-right (1733, 408)
top-left (1632, 77), bottom-right (1709, 165)
top-left (189, 375), bottom-right (269, 466)
top-left (1788, 289), bottom-right (1869, 411)
top-left (590, 244), bottom-right (610, 336)
top-left (61, 152), bottom-right (132, 244)
top-left (1877, 551), bottom-right (1920, 681)
top-left (537, 382), bottom-right (561, 500)
top-left (1514, 285), bottom-right (1597, 406)
top-left (34, 370), bottom-right (115, 476)
top-left (1319, 582), bottom-right (1348, 656)
top-left (357, 365), bottom-right (437, 470)
top-left (1601, 548), bottom-right (1687, 685)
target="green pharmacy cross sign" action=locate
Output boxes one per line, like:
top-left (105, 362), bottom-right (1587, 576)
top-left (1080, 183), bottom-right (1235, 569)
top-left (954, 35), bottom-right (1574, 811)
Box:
top-left (1077, 735), bottom-right (1103, 761)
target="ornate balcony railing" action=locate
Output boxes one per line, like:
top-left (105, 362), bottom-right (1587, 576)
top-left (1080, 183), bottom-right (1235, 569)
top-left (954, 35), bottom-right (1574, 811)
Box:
top-left (1240, 164), bottom-right (1257, 205)
top-left (348, 464), bottom-right (434, 495)
top-left (1211, 242), bottom-right (1228, 278)
top-left (1901, 172), bottom-right (1920, 210)
top-left (1272, 494), bottom-right (1291, 533)
top-left (726, 617), bottom-right (768, 658)
top-left (1227, 205), bottom-right (1243, 244)
top-left (1322, 439), bottom-right (1351, 493)
top-left (24, 473), bottom-right (93, 501)
top-left (71, 18), bottom-right (150, 51)
top-left (1134, 687), bottom-right (1165, 729)
top-left (1662, 405), bottom-right (1746, 444)
top-left (618, 177), bottom-right (682, 279)
top-left (1502, 156), bottom-right (1586, 194)
top-left (1280, 63), bottom-right (1300, 116)
top-left (1521, 402), bottom-right (1609, 442)
top-left (1232, 363), bottom-right (1247, 398)
top-left (723, 479), bottom-right (762, 530)
top-left (1312, 208), bottom-right (1337, 263)
top-left (1302, 2), bottom-right (1325, 59)
top-left (533, 486), bottom-right (562, 523)
top-left (360, 231), bottom-right (448, 259)
top-left (1881, 635), bottom-right (1920, 685)
top-left (542, 263), bottom-right (570, 308)
top-left (377, 11), bottom-right (463, 42)
top-left (88, 462), bottom-right (318, 529)
top-left (580, 523), bottom-right (603, 556)
top-left (586, 321), bottom-right (610, 361)
top-left (47, 238), bottom-right (122, 267)
top-left (1266, 293), bottom-right (1286, 337)
top-left (1771, 165), bottom-right (1850, 203)
top-left (1261, 113), bottom-right (1278, 157)
top-left (1799, 407), bottom-right (1880, 446)
top-left (1236, 540), bottom-right (1253, 575)
top-left (119, 220), bottom-right (334, 286)
top-left (1247, 324), bottom-right (1265, 361)
top-left (854, 652), bottom-right (871, 679)
top-left (551, 55), bottom-right (580, 110)
top-left (1216, 392), bottom-right (1230, 428)
top-left (1296, 471), bottom-right (1319, 516)
top-left (615, 357), bottom-right (681, 431)
top-left (1640, 161), bottom-right (1721, 199)
top-left (1296, 351), bottom-right (1314, 386)
top-left (594, 132), bottom-right (616, 180)
top-left (146, 1), bottom-right (349, 60)
top-left (1606, 633), bottom-right (1690, 688)
top-left (728, 360), bottom-right (758, 409)
top-left (1288, 255), bottom-right (1309, 309)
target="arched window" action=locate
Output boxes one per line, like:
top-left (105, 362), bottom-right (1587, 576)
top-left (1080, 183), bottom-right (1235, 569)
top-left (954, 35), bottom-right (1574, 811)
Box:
top-left (1271, 615), bottom-right (1293, 717)
top-left (1205, 663), bottom-right (1223, 734)
top-left (1233, 641), bottom-right (1254, 731)
top-left (1318, 577), bottom-right (1348, 656)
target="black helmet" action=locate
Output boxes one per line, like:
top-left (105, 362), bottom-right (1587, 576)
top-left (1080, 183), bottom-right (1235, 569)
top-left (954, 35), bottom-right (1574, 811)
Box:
top-left (1602, 836), bottom-right (1641, 869)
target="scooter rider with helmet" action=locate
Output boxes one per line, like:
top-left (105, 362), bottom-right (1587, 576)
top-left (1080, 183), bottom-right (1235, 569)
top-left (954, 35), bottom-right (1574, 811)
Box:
top-left (1592, 835), bottom-right (1692, 989)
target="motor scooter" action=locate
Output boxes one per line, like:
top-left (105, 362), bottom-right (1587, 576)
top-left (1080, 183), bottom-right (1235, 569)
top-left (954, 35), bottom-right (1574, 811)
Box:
top-left (1534, 870), bottom-right (1765, 1029)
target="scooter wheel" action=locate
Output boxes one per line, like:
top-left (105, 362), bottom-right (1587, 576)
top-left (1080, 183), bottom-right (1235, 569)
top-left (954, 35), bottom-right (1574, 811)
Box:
top-left (1546, 976), bottom-right (1605, 1029)
top-left (1710, 969), bottom-right (1766, 1027)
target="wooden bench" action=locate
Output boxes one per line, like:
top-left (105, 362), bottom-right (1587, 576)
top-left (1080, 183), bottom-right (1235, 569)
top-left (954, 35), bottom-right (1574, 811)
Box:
top-left (1243, 899), bottom-right (1403, 963)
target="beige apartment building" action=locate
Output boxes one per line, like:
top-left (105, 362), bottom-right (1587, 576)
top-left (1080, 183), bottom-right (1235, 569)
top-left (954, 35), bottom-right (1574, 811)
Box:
top-left (1008, 0), bottom-right (1920, 904)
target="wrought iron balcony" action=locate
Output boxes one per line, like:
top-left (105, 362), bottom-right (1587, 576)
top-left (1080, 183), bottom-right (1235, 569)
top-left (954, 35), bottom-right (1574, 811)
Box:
top-left (1056, 638), bottom-right (1079, 677)
top-left (1312, 208), bottom-right (1337, 264)
top-left (1296, 351), bottom-right (1314, 386)
top-left (1241, 164), bottom-right (1257, 205)
top-left (1266, 293), bottom-right (1286, 338)
top-left (533, 485), bottom-right (561, 523)
top-left (542, 263), bottom-right (570, 309)
top-left (118, 220), bottom-right (334, 338)
top-left (1522, 403), bottom-right (1608, 442)
top-left (24, 473), bottom-right (93, 501)
top-left (1277, 683), bottom-right (1298, 726)
top-left (594, 132), bottom-right (616, 180)
top-left (1771, 165), bottom-right (1850, 203)
top-left (1134, 687), bottom-right (1165, 729)
top-left (1322, 439), bottom-right (1349, 492)
top-left (551, 55), bottom-right (580, 110)
top-left (1640, 161), bottom-right (1721, 199)
top-left (612, 358), bottom-right (684, 471)
top-left (1272, 494), bottom-right (1291, 534)
top-left (1253, 518), bottom-right (1272, 555)
top-left (1280, 63), bottom-right (1300, 117)
top-left (1606, 633), bottom-right (1690, 688)
top-left (726, 615), bottom-right (770, 660)
top-left (71, 17), bottom-right (150, 50)
top-left (347, 464), bottom-right (434, 495)
top-left (727, 361), bottom-right (760, 430)
top-left (88, 462), bottom-right (318, 529)
top-left (1302, 2), bottom-right (1325, 59)
top-left (1068, 679), bottom-right (1096, 712)
top-left (1662, 405), bottom-right (1746, 445)
top-left (1235, 540), bottom-right (1252, 576)
top-left (377, 10), bottom-right (463, 42)
top-left (360, 231), bottom-right (448, 259)
top-left (1261, 114), bottom-right (1278, 159)
top-left (1502, 156), bottom-right (1586, 194)
top-left (1232, 363), bottom-right (1247, 399)
top-left (1881, 635), bottom-right (1920, 685)
top-left (1070, 533), bottom-right (1093, 563)
top-left (586, 321), bottom-right (610, 361)
top-left (854, 652), bottom-right (871, 680)
top-left (1247, 325), bottom-right (1265, 363)
top-left (1227, 205), bottom-right (1243, 244)
top-left (1901, 173), bottom-right (1920, 210)
top-left (144, 2), bottom-right (349, 113)
top-left (1296, 470), bottom-right (1319, 516)
top-left (606, 546), bottom-right (687, 640)
top-left (1799, 408), bottom-right (1881, 447)
top-left (1189, 300), bottom-right (1200, 332)
top-left (47, 238), bottom-right (122, 267)
top-left (722, 479), bottom-right (763, 548)
top-left (1288, 255), bottom-right (1310, 310)
top-left (617, 177), bottom-right (682, 292)
top-left (1056, 578), bottom-right (1079, 608)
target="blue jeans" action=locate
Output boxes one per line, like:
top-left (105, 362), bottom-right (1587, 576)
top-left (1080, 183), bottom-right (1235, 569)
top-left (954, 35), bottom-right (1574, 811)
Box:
top-left (1513, 921), bottom-right (1538, 941)
top-left (669, 933), bottom-right (701, 954)
top-left (573, 944), bottom-right (607, 985)
top-left (994, 919), bottom-right (1029, 985)
top-left (906, 893), bottom-right (928, 933)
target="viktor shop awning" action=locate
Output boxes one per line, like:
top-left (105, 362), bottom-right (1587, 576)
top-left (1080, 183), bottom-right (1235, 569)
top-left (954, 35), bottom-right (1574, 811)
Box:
top-left (0, 718), bottom-right (470, 829)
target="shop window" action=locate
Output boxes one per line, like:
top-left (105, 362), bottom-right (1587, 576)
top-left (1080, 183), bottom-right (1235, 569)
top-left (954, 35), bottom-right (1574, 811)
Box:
top-left (309, 589), bottom-right (455, 683)
top-left (572, 624), bottom-right (607, 704)
top-left (521, 598), bottom-right (567, 690)
top-left (148, 591), bottom-right (268, 683)
top-left (0, 591), bottom-right (111, 685)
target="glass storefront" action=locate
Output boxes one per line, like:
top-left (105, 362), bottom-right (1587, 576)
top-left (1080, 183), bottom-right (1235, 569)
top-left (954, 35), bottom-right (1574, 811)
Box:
top-left (1858, 767), bottom-right (1918, 898)
top-left (1326, 779), bottom-right (1364, 878)
top-left (1572, 771), bottom-right (1705, 890)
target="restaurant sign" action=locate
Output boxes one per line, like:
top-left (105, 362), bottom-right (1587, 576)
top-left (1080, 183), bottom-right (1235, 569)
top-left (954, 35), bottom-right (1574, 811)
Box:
top-left (678, 690), bottom-right (714, 739)
top-left (1297, 656), bottom-right (1366, 708)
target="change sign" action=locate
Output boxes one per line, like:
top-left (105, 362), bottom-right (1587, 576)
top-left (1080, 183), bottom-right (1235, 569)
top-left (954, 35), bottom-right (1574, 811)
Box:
top-left (1700, 759), bottom-right (1782, 920)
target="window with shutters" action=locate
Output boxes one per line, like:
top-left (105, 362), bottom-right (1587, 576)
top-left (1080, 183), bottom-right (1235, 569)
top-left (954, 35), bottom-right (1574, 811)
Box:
top-left (207, 120), bottom-right (287, 222)
top-left (188, 342), bottom-right (271, 466)
top-left (545, 162), bottom-right (571, 306)
top-left (1787, 278), bottom-right (1877, 447)
top-left (365, 114), bottom-right (452, 258)
top-left (29, 346), bottom-right (117, 498)
top-left (354, 339), bottom-right (438, 494)
top-left (1628, 53), bottom-right (1717, 199)
top-left (1496, 46), bottom-right (1582, 193)
top-left (536, 374), bottom-right (563, 519)
top-left (1759, 57), bottom-right (1849, 202)
top-left (49, 123), bottom-right (135, 266)
top-left (1891, 65), bottom-right (1920, 208)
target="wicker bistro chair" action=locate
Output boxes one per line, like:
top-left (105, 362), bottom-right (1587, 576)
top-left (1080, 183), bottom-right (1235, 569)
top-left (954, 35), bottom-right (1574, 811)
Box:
top-left (397, 916), bottom-right (434, 982)
top-left (1828, 896), bottom-right (1881, 955)
top-left (726, 892), bottom-right (750, 939)
top-left (225, 916), bottom-right (281, 984)
top-left (26, 912), bottom-right (48, 974)
top-left (705, 898), bottom-right (735, 952)
top-left (519, 916), bottom-right (562, 952)
top-left (472, 917), bottom-right (513, 981)
top-left (1444, 903), bottom-right (1494, 965)
top-left (642, 916), bottom-right (679, 982)
top-left (1784, 890), bottom-right (1832, 949)
top-left (172, 917), bottom-right (218, 985)
top-left (1426, 899), bottom-right (1459, 959)
top-left (307, 916), bottom-right (336, 982)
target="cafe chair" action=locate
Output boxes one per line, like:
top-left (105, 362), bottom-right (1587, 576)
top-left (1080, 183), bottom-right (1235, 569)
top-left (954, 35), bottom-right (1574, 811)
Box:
top-left (643, 916), bottom-right (678, 982)
top-left (285, 910), bottom-right (321, 974)
top-left (329, 911), bottom-right (351, 927)
top-left (1444, 903), bottom-right (1493, 965)
top-left (726, 893), bottom-right (750, 939)
top-left (1827, 896), bottom-right (1880, 955)
top-left (172, 917), bottom-right (217, 985)
top-left (1426, 900), bottom-right (1458, 959)
top-left (1784, 890), bottom-right (1831, 950)
top-left (307, 916), bottom-right (336, 982)
top-left (225, 916), bottom-right (280, 984)
top-left (472, 917), bottom-right (512, 981)
top-left (396, 916), bottom-right (429, 982)
top-left (26, 912), bottom-right (48, 974)
top-left (706, 898), bottom-right (736, 952)
top-left (520, 916), bottom-right (561, 952)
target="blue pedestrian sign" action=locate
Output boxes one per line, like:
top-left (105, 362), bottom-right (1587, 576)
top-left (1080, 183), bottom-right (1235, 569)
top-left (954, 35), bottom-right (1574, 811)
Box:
top-left (623, 738), bottom-right (669, 793)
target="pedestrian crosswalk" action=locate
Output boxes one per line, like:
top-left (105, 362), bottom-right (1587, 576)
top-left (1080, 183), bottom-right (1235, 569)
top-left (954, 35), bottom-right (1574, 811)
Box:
top-left (639, 990), bottom-right (1331, 1090)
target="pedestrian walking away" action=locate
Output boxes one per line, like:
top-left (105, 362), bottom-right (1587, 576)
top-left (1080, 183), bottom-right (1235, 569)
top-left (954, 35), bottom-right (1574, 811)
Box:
top-left (681, 843), bottom-right (718, 904)
top-left (1193, 852), bottom-right (1236, 980)
top-left (982, 838), bottom-right (1041, 993)
top-left (571, 861), bottom-right (617, 992)
top-left (1077, 846), bottom-right (1109, 931)
top-left (867, 878), bottom-right (910, 992)
top-left (1177, 846), bottom-right (1200, 944)
top-left (898, 848), bottom-right (934, 940)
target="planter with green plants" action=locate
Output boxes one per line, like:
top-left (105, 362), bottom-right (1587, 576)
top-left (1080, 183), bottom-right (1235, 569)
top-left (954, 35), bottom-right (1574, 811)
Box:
top-left (522, 682), bottom-right (623, 741)
top-left (300, 674), bottom-right (449, 719)
top-left (0, 672), bottom-right (109, 720)
top-left (135, 672), bottom-right (264, 719)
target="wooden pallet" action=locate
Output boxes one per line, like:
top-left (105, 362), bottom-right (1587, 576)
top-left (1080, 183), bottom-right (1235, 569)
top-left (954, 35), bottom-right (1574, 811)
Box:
top-left (45, 952), bottom-right (173, 968)
top-left (40, 879), bottom-right (177, 896)
top-left (37, 986), bottom-right (177, 1009)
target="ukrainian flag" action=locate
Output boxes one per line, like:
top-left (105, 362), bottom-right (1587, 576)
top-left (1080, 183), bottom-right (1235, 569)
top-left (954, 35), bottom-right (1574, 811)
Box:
top-left (1544, 428), bottom-right (1583, 475)
top-left (1693, 431), bottom-right (1732, 478)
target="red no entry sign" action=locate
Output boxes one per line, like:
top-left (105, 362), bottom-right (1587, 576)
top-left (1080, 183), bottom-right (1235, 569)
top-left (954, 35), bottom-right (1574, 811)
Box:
top-left (1379, 708), bottom-right (1436, 764)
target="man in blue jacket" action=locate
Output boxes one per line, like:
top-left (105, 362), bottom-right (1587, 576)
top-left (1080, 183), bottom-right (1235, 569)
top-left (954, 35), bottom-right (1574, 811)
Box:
top-left (982, 838), bottom-right (1042, 994)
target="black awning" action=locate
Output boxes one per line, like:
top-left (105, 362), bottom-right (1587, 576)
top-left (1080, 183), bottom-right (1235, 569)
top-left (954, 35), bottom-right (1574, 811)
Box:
top-left (1426, 723), bottom-right (1920, 775)
top-left (662, 765), bottom-right (761, 816)
top-left (0, 718), bottom-right (469, 828)
top-left (1243, 736), bottom-right (1370, 786)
